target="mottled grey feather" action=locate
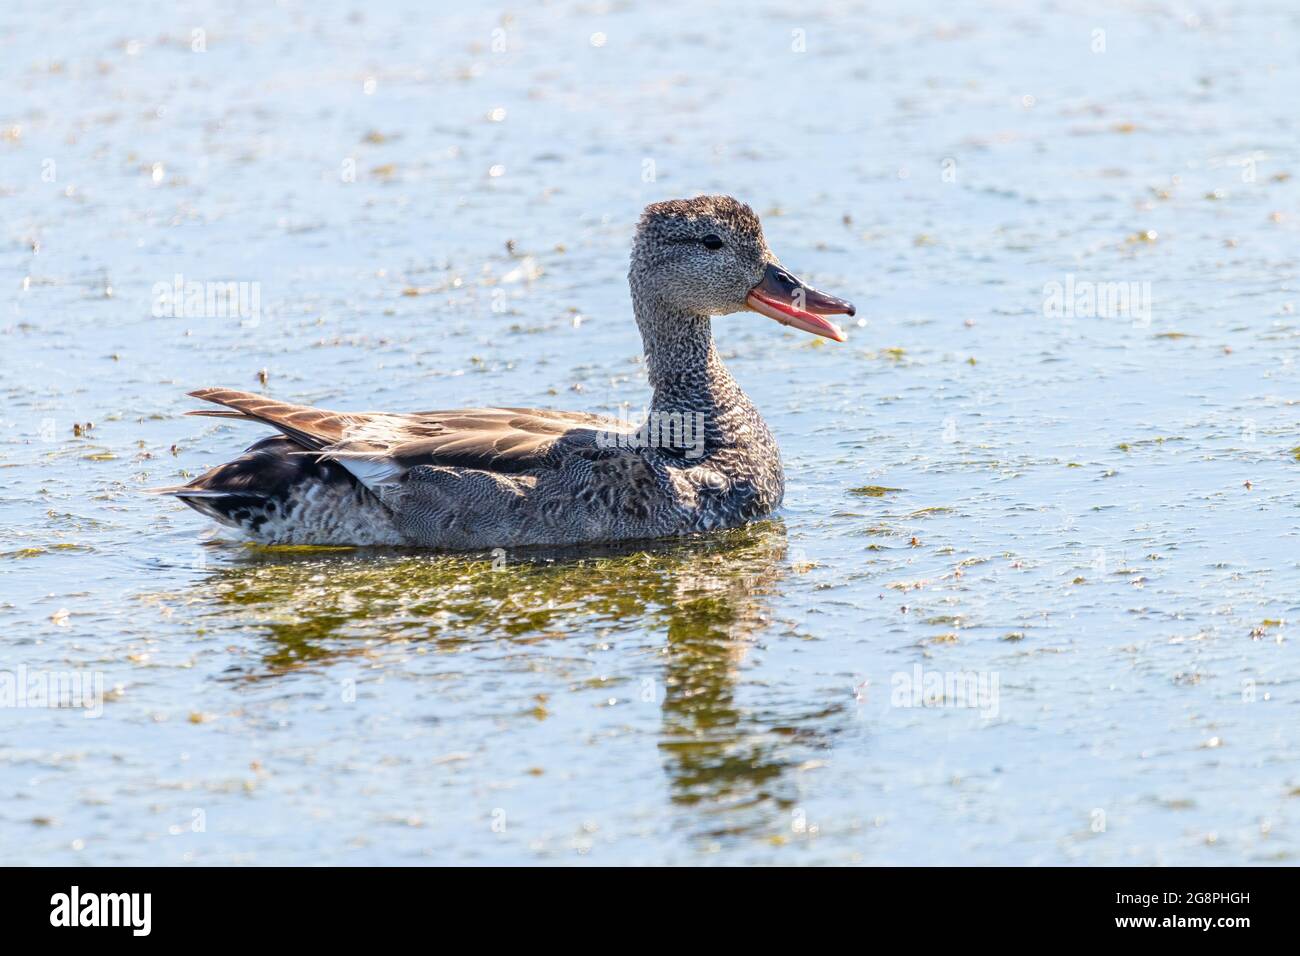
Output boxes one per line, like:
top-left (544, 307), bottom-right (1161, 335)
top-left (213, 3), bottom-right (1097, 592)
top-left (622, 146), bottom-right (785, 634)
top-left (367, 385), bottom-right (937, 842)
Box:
top-left (167, 196), bottom-right (798, 548)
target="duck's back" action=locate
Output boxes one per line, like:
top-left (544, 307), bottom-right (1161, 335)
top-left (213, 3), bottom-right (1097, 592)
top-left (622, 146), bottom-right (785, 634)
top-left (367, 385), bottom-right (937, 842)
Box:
top-left (163, 389), bottom-right (746, 548)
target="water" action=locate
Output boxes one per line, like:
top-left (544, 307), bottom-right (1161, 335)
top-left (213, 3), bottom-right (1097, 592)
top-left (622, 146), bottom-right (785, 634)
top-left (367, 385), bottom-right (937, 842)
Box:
top-left (2, 0), bottom-right (1298, 864)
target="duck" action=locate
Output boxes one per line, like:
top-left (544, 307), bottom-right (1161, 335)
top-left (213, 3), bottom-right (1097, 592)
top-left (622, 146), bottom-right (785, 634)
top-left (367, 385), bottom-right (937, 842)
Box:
top-left (159, 196), bottom-right (855, 548)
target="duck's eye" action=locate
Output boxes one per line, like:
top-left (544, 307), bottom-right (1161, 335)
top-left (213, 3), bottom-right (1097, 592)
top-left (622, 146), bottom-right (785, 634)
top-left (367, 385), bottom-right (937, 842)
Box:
top-left (700, 234), bottom-right (724, 250)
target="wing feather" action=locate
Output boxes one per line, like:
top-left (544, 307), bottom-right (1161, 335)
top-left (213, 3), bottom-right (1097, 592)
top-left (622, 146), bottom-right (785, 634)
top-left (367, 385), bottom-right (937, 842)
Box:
top-left (186, 388), bottom-right (638, 494)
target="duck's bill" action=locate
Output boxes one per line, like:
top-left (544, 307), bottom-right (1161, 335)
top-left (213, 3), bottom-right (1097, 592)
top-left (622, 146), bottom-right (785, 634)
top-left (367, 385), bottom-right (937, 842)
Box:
top-left (746, 263), bottom-right (855, 343)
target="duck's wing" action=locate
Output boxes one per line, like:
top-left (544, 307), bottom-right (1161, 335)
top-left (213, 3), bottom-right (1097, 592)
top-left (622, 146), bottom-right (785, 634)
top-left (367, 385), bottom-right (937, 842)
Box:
top-left (186, 387), bottom-right (635, 497)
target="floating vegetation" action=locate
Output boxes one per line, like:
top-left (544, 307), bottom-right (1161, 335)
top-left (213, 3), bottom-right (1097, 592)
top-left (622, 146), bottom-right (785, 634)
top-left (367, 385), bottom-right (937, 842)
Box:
top-left (1, 544), bottom-right (93, 560)
top-left (887, 579), bottom-right (929, 591)
top-left (1115, 436), bottom-right (1182, 451)
top-left (923, 614), bottom-right (966, 626)
top-left (908, 506), bottom-right (952, 518)
top-left (919, 632), bottom-right (959, 646)
top-left (849, 485), bottom-right (903, 497)
top-left (151, 523), bottom-right (792, 675)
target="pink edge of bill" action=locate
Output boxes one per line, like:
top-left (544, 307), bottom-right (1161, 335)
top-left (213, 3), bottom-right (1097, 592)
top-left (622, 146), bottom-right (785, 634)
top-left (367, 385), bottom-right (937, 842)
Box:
top-left (746, 292), bottom-right (848, 343)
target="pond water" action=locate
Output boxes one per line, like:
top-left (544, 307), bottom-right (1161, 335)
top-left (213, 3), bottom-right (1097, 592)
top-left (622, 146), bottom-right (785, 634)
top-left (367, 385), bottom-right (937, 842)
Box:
top-left (2, 0), bottom-right (1298, 864)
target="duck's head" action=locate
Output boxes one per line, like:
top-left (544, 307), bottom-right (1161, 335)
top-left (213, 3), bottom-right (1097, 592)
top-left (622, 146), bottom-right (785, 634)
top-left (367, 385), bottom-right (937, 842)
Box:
top-left (629, 195), bottom-right (855, 342)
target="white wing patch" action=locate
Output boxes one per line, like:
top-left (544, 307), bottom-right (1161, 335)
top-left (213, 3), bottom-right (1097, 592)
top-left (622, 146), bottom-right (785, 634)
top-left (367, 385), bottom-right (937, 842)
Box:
top-left (324, 452), bottom-right (404, 496)
top-left (314, 415), bottom-right (419, 495)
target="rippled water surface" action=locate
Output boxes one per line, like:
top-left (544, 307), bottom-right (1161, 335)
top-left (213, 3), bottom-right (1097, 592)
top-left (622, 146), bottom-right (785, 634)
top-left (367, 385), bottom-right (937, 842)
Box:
top-left (2, 1), bottom-right (1299, 864)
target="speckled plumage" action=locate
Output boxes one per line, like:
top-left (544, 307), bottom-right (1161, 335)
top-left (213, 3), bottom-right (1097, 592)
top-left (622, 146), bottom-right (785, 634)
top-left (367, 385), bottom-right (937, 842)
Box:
top-left (162, 196), bottom-right (843, 549)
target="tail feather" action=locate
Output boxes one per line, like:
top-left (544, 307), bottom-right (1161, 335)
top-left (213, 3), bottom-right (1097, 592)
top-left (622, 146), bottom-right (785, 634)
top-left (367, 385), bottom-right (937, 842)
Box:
top-left (160, 435), bottom-right (376, 535)
top-left (185, 409), bottom-right (250, 420)
top-left (186, 388), bottom-right (354, 451)
top-left (151, 487), bottom-right (249, 499)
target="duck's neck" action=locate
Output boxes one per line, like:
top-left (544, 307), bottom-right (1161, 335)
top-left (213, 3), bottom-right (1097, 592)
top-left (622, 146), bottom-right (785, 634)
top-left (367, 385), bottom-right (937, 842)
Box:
top-left (630, 291), bottom-right (780, 470)
top-left (633, 294), bottom-right (739, 411)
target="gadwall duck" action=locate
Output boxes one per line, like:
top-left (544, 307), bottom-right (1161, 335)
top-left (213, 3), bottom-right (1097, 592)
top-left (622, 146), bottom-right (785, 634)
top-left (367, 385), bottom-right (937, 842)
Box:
top-left (161, 196), bottom-right (855, 548)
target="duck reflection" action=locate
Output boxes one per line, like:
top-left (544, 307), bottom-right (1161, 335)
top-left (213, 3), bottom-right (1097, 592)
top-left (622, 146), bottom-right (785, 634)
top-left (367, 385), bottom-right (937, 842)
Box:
top-left (185, 519), bottom-right (838, 835)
